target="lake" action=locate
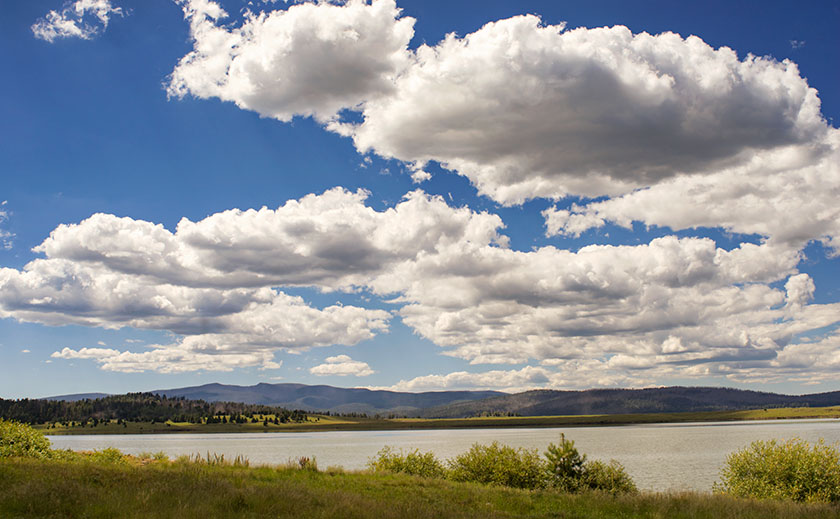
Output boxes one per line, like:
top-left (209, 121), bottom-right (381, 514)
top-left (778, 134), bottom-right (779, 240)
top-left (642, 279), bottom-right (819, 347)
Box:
top-left (48, 418), bottom-right (840, 492)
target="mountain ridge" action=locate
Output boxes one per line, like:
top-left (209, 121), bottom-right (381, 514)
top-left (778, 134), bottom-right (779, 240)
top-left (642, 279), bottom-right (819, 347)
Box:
top-left (43, 384), bottom-right (840, 418)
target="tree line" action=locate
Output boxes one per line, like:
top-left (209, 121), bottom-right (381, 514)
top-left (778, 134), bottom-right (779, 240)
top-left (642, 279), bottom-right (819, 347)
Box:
top-left (0, 393), bottom-right (307, 425)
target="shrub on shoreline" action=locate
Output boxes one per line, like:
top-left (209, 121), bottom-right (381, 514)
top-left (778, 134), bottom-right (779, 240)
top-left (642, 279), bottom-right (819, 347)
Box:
top-left (367, 446), bottom-right (446, 478)
top-left (0, 419), bottom-right (52, 459)
top-left (448, 441), bottom-right (546, 489)
top-left (544, 434), bottom-right (637, 494)
top-left (715, 437), bottom-right (840, 503)
top-left (367, 435), bottom-right (637, 495)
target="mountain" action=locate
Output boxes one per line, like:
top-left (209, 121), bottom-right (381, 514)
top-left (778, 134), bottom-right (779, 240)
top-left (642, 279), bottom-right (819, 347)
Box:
top-left (151, 382), bottom-right (506, 416)
top-left (44, 385), bottom-right (840, 419)
top-left (420, 386), bottom-right (840, 418)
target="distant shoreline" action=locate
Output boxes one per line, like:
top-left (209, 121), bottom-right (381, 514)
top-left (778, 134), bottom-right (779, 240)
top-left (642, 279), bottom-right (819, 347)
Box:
top-left (37, 405), bottom-right (840, 435)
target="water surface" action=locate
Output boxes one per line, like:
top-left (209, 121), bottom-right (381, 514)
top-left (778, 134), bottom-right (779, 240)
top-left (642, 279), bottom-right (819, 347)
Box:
top-left (49, 418), bottom-right (840, 492)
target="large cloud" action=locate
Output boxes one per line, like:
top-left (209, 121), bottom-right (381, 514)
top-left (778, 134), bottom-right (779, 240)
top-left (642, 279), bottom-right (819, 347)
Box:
top-left (168, 2), bottom-right (831, 201)
top-left (350, 17), bottom-right (828, 204)
top-left (168, 0), bottom-right (414, 122)
top-left (167, 1), bottom-right (839, 260)
top-left (6, 187), bottom-right (836, 382)
top-left (31, 188), bottom-right (505, 291)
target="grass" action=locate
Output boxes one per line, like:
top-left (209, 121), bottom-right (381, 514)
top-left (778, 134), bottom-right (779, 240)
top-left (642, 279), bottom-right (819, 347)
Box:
top-left (1, 455), bottom-right (839, 518)
top-left (35, 405), bottom-right (840, 435)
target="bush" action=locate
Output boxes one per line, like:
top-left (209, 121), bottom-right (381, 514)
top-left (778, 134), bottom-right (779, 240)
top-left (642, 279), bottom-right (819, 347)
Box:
top-left (367, 447), bottom-right (446, 479)
top-left (447, 441), bottom-right (546, 489)
top-left (580, 459), bottom-right (637, 495)
top-left (0, 419), bottom-right (52, 459)
top-left (544, 434), bottom-right (636, 494)
top-left (86, 447), bottom-right (127, 465)
top-left (715, 437), bottom-right (840, 503)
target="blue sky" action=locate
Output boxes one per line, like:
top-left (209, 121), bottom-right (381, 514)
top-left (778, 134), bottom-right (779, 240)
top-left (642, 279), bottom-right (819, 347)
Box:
top-left (1, 0), bottom-right (838, 399)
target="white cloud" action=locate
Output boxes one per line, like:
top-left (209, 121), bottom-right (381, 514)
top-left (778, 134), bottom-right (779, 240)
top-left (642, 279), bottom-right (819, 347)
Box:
top-left (0, 202), bottom-right (12, 250)
top-left (543, 131), bottom-right (840, 253)
top-left (2, 188), bottom-right (837, 382)
top-left (32, 0), bottom-right (123, 42)
top-left (31, 187), bottom-right (505, 291)
top-left (348, 17), bottom-right (816, 202)
top-left (52, 344), bottom-right (283, 373)
top-left (309, 354), bottom-right (374, 376)
top-left (167, 3), bottom-right (838, 260)
top-left (385, 366), bottom-right (549, 392)
top-left (168, 0), bottom-right (414, 123)
top-left (21, 349), bottom-right (30, 354)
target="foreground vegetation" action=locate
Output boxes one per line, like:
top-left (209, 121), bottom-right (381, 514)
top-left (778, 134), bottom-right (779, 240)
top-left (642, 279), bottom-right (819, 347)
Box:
top-left (32, 404), bottom-right (840, 435)
top-left (4, 456), bottom-right (839, 519)
top-left (715, 438), bottom-right (840, 503)
top-left (2, 420), bottom-right (839, 518)
top-left (368, 435), bottom-right (637, 495)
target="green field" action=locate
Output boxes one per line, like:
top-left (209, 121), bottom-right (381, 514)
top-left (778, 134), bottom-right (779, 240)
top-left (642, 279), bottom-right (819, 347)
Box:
top-left (35, 405), bottom-right (840, 435)
top-left (2, 455), bottom-right (838, 519)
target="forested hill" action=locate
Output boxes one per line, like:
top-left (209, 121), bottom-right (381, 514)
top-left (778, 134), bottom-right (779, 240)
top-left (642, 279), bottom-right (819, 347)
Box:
top-left (0, 393), bottom-right (307, 425)
top-left (152, 382), bottom-right (504, 415)
top-left (420, 386), bottom-right (840, 418)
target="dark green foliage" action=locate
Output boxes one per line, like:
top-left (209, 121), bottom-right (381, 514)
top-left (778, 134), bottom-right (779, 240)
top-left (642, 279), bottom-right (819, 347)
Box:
top-left (579, 459), bottom-right (638, 495)
top-left (447, 441), bottom-right (546, 489)
top-left (0, 419), bottom-right (52, 459)
top-left (0, 393), bottom-right (307, 425)
top-left (543, 433), bottom-right (587, 491)
top-left (367, 446), bottom-right (446, 478)
top-left (543, 434), bottom-right (636, 494)
top-left (715, 437), bottom-right (840, 503)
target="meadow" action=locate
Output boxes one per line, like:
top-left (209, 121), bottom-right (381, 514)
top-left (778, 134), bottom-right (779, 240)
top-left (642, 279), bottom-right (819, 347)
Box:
top-left (1, 454), bottom-right (838, 519)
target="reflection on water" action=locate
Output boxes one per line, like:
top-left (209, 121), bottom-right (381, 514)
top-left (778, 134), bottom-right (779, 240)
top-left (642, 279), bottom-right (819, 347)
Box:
top-left (49, 418), bottom-right (840, 492)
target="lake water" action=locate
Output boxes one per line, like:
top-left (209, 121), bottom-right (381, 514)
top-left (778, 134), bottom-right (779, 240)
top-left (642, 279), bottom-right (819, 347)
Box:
top-left (48, 419), bottom-right (840, 492)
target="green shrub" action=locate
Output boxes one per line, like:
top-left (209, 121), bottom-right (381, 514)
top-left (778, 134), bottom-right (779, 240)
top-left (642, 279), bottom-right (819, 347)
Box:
top-left (580, 459), bottom-right (637, 495)
top-left (447, 441), bottom-right (546, 489)
top-left (715, 437), bottom-right (840, 503)
top-left (86, 447), bottom-right (127, 465)
top-left (367, 446), bottom-right (446, 479)
top-left (544, 434), bottom-right (636, 494)
top-left (0, 419), bottom-right (52, 459)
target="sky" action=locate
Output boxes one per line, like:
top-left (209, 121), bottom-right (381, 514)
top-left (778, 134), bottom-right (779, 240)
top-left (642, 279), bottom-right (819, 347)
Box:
top-left (1, 0), bottom-right (839, 399)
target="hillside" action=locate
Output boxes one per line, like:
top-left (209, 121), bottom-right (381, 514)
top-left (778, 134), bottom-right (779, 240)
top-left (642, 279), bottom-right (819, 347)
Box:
top-left (151, 382), bottom-right (505, 416)
top-left (421, 386), bottom-right (840, 418)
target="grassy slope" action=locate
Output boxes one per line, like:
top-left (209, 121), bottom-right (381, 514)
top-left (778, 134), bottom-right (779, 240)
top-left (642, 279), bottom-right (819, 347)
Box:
top-left (1, 457), bottom-right (838, 519)
top-left (36, 405), bottom-right (840, 435)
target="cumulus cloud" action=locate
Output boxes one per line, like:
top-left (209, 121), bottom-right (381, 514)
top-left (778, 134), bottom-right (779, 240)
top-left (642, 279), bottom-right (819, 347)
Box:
top-left (168, 2), bottom-right (838, 260)
top-left (543, 131), bottom-right (840, 252)
top-left (168, 4), bottom-right (831, 201)
top-left (3, 188), bottom-right (836, 382)
top-left (309, 354), bottom-right (374, 376)
top-left (32, 0), bottom-right (123, 42)
top-left (168, 0), bottom-right (414, 122)
top-left (351, 18), bottom-right (826, 204)
top-left (30, 187), bottom-right (505, 291)
top-left (52, 344), bottom-right (283, 373)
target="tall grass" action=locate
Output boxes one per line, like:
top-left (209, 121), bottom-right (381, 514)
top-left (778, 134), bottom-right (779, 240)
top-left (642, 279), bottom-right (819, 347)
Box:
top-left (2, 456), bottom-right (838, 519)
